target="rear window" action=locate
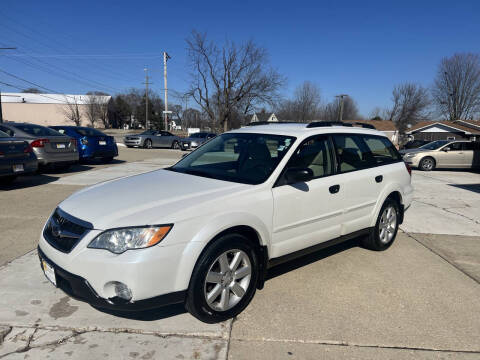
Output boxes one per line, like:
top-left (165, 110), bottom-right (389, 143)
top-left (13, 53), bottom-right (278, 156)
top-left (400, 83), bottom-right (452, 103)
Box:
top-left (75, 128), bottom-right (106, 137)
top-left (14, 124), bottom-right (62, 137)
top-left (363, 135), bottom-right (402, 165)
top-left (0, 130), bottom-right (9, 138)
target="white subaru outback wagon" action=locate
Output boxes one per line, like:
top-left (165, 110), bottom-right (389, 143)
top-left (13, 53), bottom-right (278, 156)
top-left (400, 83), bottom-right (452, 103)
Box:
top-left (38, 122), bottom-right (413, 323)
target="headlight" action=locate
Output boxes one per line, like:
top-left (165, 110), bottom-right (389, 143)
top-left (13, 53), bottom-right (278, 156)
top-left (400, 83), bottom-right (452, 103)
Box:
top-left (88, 225), bottom-right (172, 254)
top-left (403, 153), bottom-right (416, 158)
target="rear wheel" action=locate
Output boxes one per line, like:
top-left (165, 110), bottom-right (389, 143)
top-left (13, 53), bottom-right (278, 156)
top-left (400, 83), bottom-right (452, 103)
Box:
top-left (419, 157), bottom-right (435, 171)
top-left (361, 198), bottom-right (399, 251)
top-left (143, 139), bottom-right (153, 149)
top-left (171, 140), bottom-right (180, 149)
top-left (185, 233), bottom-right (259, 323)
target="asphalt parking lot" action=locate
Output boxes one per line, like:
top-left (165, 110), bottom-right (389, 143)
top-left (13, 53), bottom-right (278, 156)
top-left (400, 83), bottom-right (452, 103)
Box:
top-left (1, 148), bottom-right (479, 359)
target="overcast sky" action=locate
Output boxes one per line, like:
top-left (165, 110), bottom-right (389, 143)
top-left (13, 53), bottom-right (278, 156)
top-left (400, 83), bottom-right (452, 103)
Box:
top-left (1, 0), bottom-right (479, 116)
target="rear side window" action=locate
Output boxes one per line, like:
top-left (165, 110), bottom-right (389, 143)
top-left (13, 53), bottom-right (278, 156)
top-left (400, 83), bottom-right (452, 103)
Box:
top-left (0, 130), bottom-right (9, 138)
top-left (362, 135), bottom-right (402, 165)
top-left (448, 142), bottom-right (463, 151)
top-left (332, 134), bottom-right (375, 173)
top-left (14, 124), bottom-right (61, 137)
top-left (286, 135), bottom-right (334, 178)
top-left (0, 126), bottom-right (14, 137)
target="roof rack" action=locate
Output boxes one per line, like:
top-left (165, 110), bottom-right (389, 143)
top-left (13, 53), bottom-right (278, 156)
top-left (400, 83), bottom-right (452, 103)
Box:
top-left (306, 121), bottom-right (353, 128)
top-left (306, 121), bottom-right (376, 130)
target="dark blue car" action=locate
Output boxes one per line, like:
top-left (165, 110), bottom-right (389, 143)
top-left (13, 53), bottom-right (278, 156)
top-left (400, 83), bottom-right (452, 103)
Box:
top-left (50, 126), bottom-right (118, 162)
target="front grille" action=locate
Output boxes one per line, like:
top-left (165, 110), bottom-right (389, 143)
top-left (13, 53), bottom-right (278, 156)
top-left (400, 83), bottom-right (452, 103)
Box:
top-left (43, 209), bottom-right (89, 253)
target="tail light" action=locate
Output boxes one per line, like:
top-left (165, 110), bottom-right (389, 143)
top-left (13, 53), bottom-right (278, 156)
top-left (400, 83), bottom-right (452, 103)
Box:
top-left (24, 144), bottom-right (33, 153)
top-left (30, 138), bottom-right (49, 148)
top-left (404, 162), bottom-right (412, 176)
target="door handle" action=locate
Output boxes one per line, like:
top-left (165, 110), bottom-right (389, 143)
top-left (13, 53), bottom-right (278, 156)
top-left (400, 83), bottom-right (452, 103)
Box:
top-left (375, 175), bottom-right (383, 183)
top-left (329, 185), bottom-right (340, 194)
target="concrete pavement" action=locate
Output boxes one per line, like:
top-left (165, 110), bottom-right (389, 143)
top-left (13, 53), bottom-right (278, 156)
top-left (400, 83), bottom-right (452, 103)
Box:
top-left (1, 150), bottom-right (479, 359)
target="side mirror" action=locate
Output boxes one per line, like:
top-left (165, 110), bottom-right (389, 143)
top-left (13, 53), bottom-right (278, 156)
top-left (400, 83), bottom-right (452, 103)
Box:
top-left (443, 147), bottom-right (450, 152)
top-left (284, 167), bottom-right (314, 184)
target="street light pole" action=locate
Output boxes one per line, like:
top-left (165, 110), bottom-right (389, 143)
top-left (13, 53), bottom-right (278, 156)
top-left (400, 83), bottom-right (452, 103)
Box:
top-left (163, 52), bottom-right (171, 131)
top-left (335, 94), bottom-right (348, 122)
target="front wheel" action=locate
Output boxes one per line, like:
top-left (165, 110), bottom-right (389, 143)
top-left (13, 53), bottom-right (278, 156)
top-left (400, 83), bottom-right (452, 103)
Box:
top-left (185, 233), bottom-right (259, 323)
top-left (419, 157), bottom-right (435, 171)
top-left (361, 199), bottom-right (400, 251)
top-left (143, 139), bottom-right (153, 149)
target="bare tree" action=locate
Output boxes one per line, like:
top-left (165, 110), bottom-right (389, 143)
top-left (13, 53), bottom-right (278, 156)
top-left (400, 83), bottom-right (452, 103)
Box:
top-left (432, 53), bottom-right (480, 120)
top-left (276, 81), bottom-right (322, 121)
top-left (386, 83), bottom-right (431, 132)
top-left (321, 96), bottom-right (360, 121)
top-left (62, 96), bottom-right (82, 126)
top-left (85, 95), bottom-right (99, 127)
top-left (186, 30), bottom-right (285, 131)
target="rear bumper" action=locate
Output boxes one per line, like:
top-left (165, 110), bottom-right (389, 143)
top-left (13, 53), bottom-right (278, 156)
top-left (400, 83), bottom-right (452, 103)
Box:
top-left (80, 146), bottom-right (118, 159)
top-left (35, 150), bottom-right (79, 165)
top-left (38, 246), bottom-right (186, 311)
top-left (0, 156), bottom-right (38, 177)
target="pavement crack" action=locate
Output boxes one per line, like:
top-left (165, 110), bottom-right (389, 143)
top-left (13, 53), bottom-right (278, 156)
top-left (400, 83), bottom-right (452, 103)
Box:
top-left (404, 232), bottom-right (480, 285)
top-left (225, 317), bottom-right (235, 360)
top-left (0, 326), bottom-right (12, 345)
top-left (413, 199), bottom-right (480, 225)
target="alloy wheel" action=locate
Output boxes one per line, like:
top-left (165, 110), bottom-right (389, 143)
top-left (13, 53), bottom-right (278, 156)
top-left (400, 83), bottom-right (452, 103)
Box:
top-left (203, 249), bottom-right (252, 312)
top-left (379, 205), bottom-right (397, 244)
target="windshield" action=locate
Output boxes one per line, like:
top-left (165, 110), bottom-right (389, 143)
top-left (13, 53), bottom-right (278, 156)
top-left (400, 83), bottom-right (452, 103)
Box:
top-left (14, 124), bottom-right (63, 137)
top-left (140, 130), bottom-right (156, 135)
top-left (76, 128), bottom-right (106, 137)
top-left (190, 132), bottom-right (207, 138)
top-left (419, 140), bottom-right (449, 150)
top-left (169, 133), bottom-right (296, 184)
top-left (0, 130), bottom-right (9, 138)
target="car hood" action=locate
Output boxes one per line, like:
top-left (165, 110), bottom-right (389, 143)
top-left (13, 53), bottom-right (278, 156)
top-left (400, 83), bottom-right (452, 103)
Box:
top-left (399, 148), bottom-right (431, 155)
top-left (58, 169), bottom-right (248, 230)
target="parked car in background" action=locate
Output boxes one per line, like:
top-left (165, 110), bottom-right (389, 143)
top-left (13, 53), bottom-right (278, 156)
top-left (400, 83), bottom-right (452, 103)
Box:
top-left (38, 122), bottom-right (412, 323)
top-left (401, 139), bottom-right (430, 150)
top-left (0, 123), bottom-right (78, 169)
top-left (50, 126), bottom-right (118, 162)
top-left (123, 130), bottom-right (181, 149)
top-left (401, 140), bottom-right (480, 171)
top-left (180, 132), bottom-right (217, 151)
top-left (0, 129), bottom-right (38, 184)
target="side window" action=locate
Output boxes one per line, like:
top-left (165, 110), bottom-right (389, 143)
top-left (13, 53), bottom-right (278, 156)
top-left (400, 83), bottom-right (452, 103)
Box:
top-left (285, 136), bottom-right (334, 179)
top-left (462, 142), bottom-right (474, 151)
top-left (56, 128), bottom-right (66, 134)
top-left (449, 142), bottom-right (462, 151)
top-left (363, 135), bottom-right (402, 166)
top-left (0, 126), bottom-right (14, 137)
top-left (332, 134), bottom-right (374, 173)
top-left (162, 131), bottom-right (173, 137)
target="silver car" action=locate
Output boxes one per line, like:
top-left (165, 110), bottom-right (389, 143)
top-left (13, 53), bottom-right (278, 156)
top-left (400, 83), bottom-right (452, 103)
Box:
top-left (401, 140), bottom-right (480, 171)
top-left (124, 130), bottom-right (181, 149)
top-left (0, 123), bottom-right (79, 168)
top-left (180, 132), bottom-right (217, 151)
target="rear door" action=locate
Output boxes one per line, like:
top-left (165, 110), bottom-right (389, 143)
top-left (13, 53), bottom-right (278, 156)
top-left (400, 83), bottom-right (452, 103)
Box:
top-left (461, 142), bottom-right (475, 168)
top-left (160, 131), bottom-right (174, 147)
top-left (271, 135), bottom-right (344, 258)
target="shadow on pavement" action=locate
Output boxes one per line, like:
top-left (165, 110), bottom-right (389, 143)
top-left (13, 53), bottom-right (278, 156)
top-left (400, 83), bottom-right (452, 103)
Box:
top-left (0, 174), bottom-right (59, 190)
top-left (449, 183), bottom-right (480, 194)
top-left (93, 302), bottom-right (187, 321)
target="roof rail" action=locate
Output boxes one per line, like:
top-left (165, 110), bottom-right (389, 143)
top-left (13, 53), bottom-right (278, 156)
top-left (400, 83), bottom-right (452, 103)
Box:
top-left (246, 121), bottom-right (298, 126)
top-left (306, 121), bottom-right (353, 128)
top-left (354, 122), bottom-right (376, 129)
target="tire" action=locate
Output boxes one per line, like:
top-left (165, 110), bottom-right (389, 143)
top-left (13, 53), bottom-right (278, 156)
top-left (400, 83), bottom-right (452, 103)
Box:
top-left (126, 145), bottom-right (133, 148)
top-left (419, 157), bottom-right (435, 171)
top-left (185, 233), bottom-right (259, 323)
top-left (361, 198), bottom-right (400, 251)
top-left (143, 139), bottom-right (153, 149)
top-left (171, 140), bottom-right (180, 149)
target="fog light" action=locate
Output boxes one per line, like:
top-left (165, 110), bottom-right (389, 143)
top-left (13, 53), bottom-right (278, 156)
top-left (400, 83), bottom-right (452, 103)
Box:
top-left (114, 282), bottom-right (132, 301)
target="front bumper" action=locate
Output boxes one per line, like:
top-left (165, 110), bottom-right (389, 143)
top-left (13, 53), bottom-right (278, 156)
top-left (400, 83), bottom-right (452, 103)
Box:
top-left (403, 156), bottom-right (421, 167)
top-left (38, 246), bottom-right (186, 311)
top-left (124, 138), bottom-right (142, 146)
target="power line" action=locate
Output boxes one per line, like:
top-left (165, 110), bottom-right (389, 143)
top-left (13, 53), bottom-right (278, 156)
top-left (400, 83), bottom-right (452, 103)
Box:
top-left (0, 80), bottom-right (69, 102)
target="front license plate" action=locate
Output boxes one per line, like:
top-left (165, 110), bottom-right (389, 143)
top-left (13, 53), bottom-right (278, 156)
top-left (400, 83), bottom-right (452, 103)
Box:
top-left (13, 164), bottom-right (24, 172)
top-left (99, 141), bottom-right (107, 145)
top-left (41, 259), bottom-right (56, 286)
top-left (56, 143), bottom-right (66, 149)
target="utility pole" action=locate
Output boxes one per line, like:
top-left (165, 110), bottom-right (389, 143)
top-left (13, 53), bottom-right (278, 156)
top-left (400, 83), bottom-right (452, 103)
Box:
top-left (336, 94), bottom-right (348, 122)
top-left (0, 47), bottom-right (17, 123)
top-left (143, 68), bottom-right (150, 129)
top-left (163, 52), bottom-right (171, 131)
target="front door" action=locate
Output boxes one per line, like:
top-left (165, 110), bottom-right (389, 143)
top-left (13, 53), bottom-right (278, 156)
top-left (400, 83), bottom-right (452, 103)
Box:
top-left (437, 142), bottom-right (465, 167)
top-left (271, 135), bottom-right (344, 258)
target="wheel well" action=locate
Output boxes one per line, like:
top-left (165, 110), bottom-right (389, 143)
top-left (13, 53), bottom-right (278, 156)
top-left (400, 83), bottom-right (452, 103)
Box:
top-left (208, 225), bottom-right (268, 290)
top-left (420, 156), bottom-right (436, 164)
top-left (386, 191), bottom-right (404, 224)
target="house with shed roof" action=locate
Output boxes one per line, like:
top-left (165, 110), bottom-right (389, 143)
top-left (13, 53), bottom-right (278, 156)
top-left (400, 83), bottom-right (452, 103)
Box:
top-left (405, 120), bottom-right (480, 142)
top-left (344, 120), bottom-right (400, 145)
top-left (1, 92), bottom-right (112, 127)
